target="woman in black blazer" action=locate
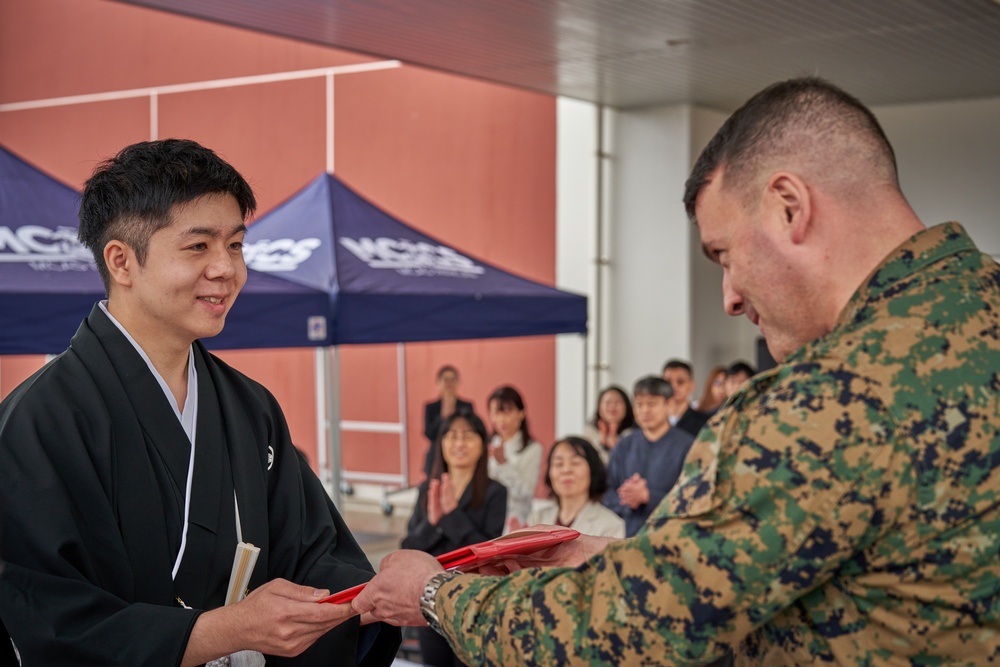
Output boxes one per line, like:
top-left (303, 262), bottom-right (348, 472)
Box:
top-left (422, 365), bottom-right (473, 477)
top-left (403, 409), bottom-right (507, 667)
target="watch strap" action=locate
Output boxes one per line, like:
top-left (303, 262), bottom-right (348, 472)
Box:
top-left (420, 570), bottom-right (461, 635)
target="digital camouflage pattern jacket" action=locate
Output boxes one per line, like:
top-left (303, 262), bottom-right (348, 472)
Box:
top-left (435, 223), bottom-right (1000, 666)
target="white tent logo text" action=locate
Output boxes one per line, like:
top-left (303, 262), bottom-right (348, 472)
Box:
top-left (0, 225), bottom-right (96, 271)
top-left (339, 237), bottom-right (484, 277)
top-left (243, 238), bottom-right (322, 272)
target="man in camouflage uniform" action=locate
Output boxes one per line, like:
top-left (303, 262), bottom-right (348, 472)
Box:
top-left (354, 78), bottom-right (1000, 665)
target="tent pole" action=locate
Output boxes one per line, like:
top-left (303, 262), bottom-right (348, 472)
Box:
top-left (327, 346), bottom-right (343, 508)
top-left (314, 347), bottom-right (328, 491)
top-left (397, 343), bottom-right (409, 489)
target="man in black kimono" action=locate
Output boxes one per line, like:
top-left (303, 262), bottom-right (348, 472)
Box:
top-left (0, 139), bottom-right (400, 666)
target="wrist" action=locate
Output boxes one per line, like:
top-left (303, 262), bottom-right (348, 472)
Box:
top-left (420, 570), bottom-right (462, 636)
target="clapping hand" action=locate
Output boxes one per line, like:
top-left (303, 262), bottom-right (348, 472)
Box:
top-left (427, 473), bottom-right (459, 525)
top-left (489, 441), bottom-right (507, 464)
top-left (617, 473), bottom-right (650, 509)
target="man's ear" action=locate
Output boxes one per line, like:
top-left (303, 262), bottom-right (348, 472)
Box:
top-left (767, 172), bottom-right (812, 245)
top-left (103, 240), bottom-right (134, 288)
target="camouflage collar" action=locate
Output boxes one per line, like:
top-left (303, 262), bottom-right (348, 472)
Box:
top-left (861, 221), bottom-right (972, 291)
top-left (788, 222), bottom-right (975, 363)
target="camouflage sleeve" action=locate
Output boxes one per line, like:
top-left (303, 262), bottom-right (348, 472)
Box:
top-left (434, 360), bottom-right (903, 666)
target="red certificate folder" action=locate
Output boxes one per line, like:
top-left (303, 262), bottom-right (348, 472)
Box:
top-left (317, 528), bottom-right (580, 604)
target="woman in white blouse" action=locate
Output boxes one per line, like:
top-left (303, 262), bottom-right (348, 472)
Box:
top-left (528, 436), bottom-right (625, 538)
top-left (486, 385), bottom-right (543, 530)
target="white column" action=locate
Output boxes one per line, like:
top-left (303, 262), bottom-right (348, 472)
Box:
top-left (555, 97), bottom-right (598, 438)
top-left (606, 105), bottom-right (694, 388)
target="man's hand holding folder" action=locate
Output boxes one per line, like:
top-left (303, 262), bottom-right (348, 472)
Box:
top-left (318, 527), bottom-right (580, 605)
top-left (347, 525), bottom-right (619, 628)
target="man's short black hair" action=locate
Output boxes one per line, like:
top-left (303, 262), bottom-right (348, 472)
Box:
top-left (726, 360), bottom-right (756, 379)
top-left (683, 77), bottom-right (898, 222)
top-left (633, 376), bottom-right (673, 401)
top-left (661, 359), bottom-right (693, 376)
top-left (78, 139), bottom-right (257, 292)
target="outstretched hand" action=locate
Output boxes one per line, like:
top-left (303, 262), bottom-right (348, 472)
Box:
top-left (183, 578), bottom-right (355, 667)
top-left (352, 550), bottom-right (444, 627)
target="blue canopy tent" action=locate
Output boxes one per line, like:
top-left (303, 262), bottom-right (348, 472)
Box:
top-left (212, 172), bottom-right (588, 348)
top-left (0, 146), bottom-right (104, 354)
top-left (215, 173), bottom-right (588, 506)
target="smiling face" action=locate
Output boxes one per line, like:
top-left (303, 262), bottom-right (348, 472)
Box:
top-left (107, 193), bottom-right (247, 353)
top-left (489, 400), bottom-right (524, 441)
top-left (695, 168), bottom-right (826, 362)
top-left (547, 441), bottom-right (592, 502)
top-left (441, 416), bottom-right (485, 472)
top-left (598, 389), bottom-right (627, 425)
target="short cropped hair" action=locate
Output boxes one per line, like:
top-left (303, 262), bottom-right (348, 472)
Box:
top-left (661, 359), bottom-right (693, 376)
top-left (683, 77), bottom-right (898, 221)
top-left (79, 139), bottom-right (257, 291)
top-left (726, 360), bottom-right (756, 379)
top-left (633, 375), bottom-right (673, 401)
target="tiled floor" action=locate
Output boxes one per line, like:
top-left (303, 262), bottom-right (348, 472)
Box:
top-left (339, 484), bottom-right (417, 571)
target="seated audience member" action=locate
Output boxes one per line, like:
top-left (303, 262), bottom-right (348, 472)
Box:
top-left (696, 364), bottom-right (728, 415)
top-left (486, 385), bottom-right (543, 529)
top-left (604, 376), bottom-right (696, 536)
top-left (723, 360), bottom-right (757, 397)
top-left (582, 385), bottom-right (636, 464)
top-left (528, 437), bottom-right (625, 538)
top-left (662, 359), bottom-right (710, 437)
top-left (401, 410), bottom-right (506, 667)
top-left (422, 365), bottom-right (473, 478)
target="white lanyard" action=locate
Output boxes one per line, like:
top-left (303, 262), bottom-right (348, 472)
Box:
top-left (170, 354), bottom-right (199, 580)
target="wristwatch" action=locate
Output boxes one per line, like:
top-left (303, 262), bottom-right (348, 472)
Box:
top-left (420, 570), bottom-right (461, 635)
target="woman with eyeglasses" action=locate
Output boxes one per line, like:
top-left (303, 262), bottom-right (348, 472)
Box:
top-left (401, 409), bottom-right (507, 666)
top-left (695, 365), bottom-right (728, 416)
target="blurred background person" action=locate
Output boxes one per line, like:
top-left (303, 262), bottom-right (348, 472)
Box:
top-left (486, 385), bottom-right (543, 530)
top-left (422, 365), bottom-right (473, 478)
top-left (723, 360), bottom-right (757, 397)
top-left (583, 385), bottom-right (636, 464)
top-left (696, 364), bottom-right (728, 416)
top-left (527, 437), bottom-right (625, 538)
top-left (401, 409), bottom-right (506, 667)
top-left (604, 376), bottom-right (696, 537)
top-left (661, 359), bottom-right (709, 437)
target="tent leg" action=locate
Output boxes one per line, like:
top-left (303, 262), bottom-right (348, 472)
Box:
top-left (397, 342), bottom-right (409, 489)
top-left (314, 348), bottom-right (328, 492)
top-left (324, 346), bottom-right (343, 508)
top-left (323, 347), bottom-right (344, 508)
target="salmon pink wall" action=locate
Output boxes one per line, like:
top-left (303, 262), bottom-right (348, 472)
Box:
top-left (0, 0), bottom-right (557, 499)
